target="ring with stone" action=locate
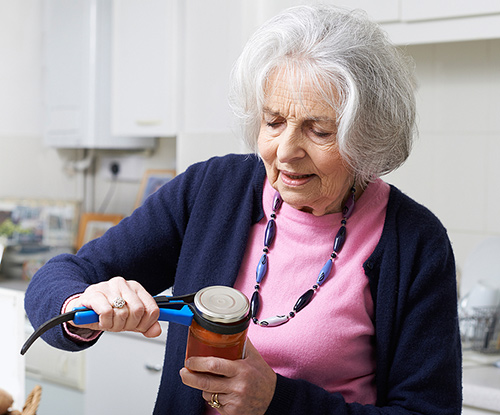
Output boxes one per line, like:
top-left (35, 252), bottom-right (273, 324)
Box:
top-left (208, 393), bottom-right (222, 409)
top-left (112, 297), bottom-right (126, 309)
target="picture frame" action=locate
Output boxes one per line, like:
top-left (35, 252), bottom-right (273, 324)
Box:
top-left (76, 213), bottom-right (124, 250)
top-left (135, 169), bottom-right (176, 208)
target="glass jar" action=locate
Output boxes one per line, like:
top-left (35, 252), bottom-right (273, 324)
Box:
top-left (185, 286), bottom-right (250, 360)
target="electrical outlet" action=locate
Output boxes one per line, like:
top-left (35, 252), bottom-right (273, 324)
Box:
top-left (99, 155), bottom-right (145, 181)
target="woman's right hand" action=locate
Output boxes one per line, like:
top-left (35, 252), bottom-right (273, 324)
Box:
top-left (64, 276), bottom-right (162, 338)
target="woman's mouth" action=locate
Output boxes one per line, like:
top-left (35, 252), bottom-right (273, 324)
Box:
top-left (280, 171), bottom-right (314, 186)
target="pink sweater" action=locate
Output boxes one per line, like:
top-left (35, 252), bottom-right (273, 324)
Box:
top-left (207, 178), bottom-right (389, 413)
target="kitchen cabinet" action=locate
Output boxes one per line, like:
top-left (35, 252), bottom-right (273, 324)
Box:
top-left (175, 0), bottom-right (251, 172)
top-left (25, 320), bottom-right (86, 392)
top-left (111, 0), bottom-right (178, 138)
top-left (253, 0), bottom-right (500, 46)
top-left (43, 0), bottom-right (156, 149)
top-left (24, 314), bottom-right (85, 415)
top-left (22, 328), bottom-right (165, 415)
top-left (25, 377), bottom-right (84, 415)
top-left (401, 0), bottom-right (500, 22)
top-left (255, 0), bottom-right (399, 26)
top-left (341, 0), bottom-right (399, 22)
top-left (383, 0), bottom-right (500, 45)
top-left (180, 0), bottom-right (247, 133)
top-left (24, 326), bottom-right (167, 414)
top-left (84, 330), bottom-right (166, 414)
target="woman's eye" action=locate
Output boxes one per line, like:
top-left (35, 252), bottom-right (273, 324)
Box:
top-left (306, 120), bottom-right (337, 141)
top-left (266, 120), bottom-right (283, 128)
top-left (312, 130), bottom-right (332, 138)
top-left (310, 129), bottom-right (335, 140)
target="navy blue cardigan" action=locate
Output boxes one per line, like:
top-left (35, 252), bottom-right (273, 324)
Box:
top-left (25, 154), bottom-right (462, 414)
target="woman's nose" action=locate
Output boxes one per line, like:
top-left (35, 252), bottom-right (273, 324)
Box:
top-left (276, 126), bottom-right (306, 162)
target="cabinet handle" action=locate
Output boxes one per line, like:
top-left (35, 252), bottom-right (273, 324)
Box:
top-left (136, 120), bottom-right (162, 126)
top-left (145, 363), bottom-right (162, 372)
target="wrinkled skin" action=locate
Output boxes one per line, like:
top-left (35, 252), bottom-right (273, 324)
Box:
top-left (180, 340), bottom-right (277, 415)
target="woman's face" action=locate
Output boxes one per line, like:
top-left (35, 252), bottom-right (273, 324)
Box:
top-left (258, 73), bottom-right (355, 216)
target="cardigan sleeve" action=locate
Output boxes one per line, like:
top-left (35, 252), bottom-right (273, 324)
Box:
top-left (24, 154), bottom-right (264, 355)
top-left (24, 163), bottom-right (201, 352)
top-left (369, 197), bottom-right (462, 414)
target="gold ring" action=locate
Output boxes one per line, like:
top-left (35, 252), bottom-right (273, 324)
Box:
top-left (208, 393), bottom-right (221, 409)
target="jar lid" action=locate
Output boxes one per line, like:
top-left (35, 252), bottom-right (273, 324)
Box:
top-left (194, 286), bottom-right (249, 324)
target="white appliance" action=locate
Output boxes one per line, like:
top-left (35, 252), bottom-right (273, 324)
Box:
top-left (43, 0), bottom-right (160, 149)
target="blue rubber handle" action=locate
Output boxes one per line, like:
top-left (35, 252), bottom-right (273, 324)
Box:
top-left (72, 305), bottom-right (194, 327)
top-left (73, 308), bottom-right (99, 325)
top-left (158, 305), bottom-right (193, 326)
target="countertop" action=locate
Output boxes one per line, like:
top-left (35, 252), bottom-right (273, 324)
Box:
top-left (463, 351), bottom-right (500, 412)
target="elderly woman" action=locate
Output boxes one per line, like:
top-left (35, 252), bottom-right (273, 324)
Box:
top-left (25, 5), bottom-right (461, 415)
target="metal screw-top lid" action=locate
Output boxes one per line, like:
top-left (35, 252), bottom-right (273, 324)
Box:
top-left (194, 286), bottom-right (249, 324)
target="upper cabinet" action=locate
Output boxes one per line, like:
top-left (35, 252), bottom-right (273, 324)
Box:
top-left (42, 0), bottom-right (175, 149)
top-left (401, 0), bottom-right (500, 22)
top-left (255, 0), bottom-right (500, 45)
top-left (111, 0), bottom-right (177, 138)
top-left (179, 1), bottom-right (248, 133)
top-left (254, 0), bottom-right (400, 25)
top-left (337, 0), bottom-right (399, 23)
top-left (384, 0), bottom-right (500, 45)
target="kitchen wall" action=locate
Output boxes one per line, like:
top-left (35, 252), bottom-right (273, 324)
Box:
top-left (0, 0), bottom-right (68, 200)
top-left (384, 39), bottom-right (500, 291)
top-left (1, 0), bottom-right (500, 289)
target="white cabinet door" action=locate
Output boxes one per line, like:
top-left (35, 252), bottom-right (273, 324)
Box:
top-left (0, 288), bottom-right (25, 409)
top-left (111, 0), bottom-right (178, 137)
top-left (336, 0), bottom-right (400, 22)
top-left (43, 0), bottom-right (94, 148)
top-left (85, 332), bottom-right (165, 415)
top-left (402, 0), bottom-right (500, 22)
top-left (180, 0), bottom-right (247, 133)
top-left (254, 0), bottom-right (399, 24)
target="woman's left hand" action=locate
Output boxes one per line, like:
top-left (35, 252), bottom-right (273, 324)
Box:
top-left (179, 340), bottom-right (276, 415)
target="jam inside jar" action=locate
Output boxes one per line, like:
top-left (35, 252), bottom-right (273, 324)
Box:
top-left (186, 319), bottom-right (248, 360)
top-left (184, 286), bottom-right (250, 361)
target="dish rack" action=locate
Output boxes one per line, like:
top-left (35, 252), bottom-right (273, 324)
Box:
top-left (459, 306), bottom-right (500, 353)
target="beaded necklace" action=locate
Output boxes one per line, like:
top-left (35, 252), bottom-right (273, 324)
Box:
top-left (250, 187), bottom-right (356, 327)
